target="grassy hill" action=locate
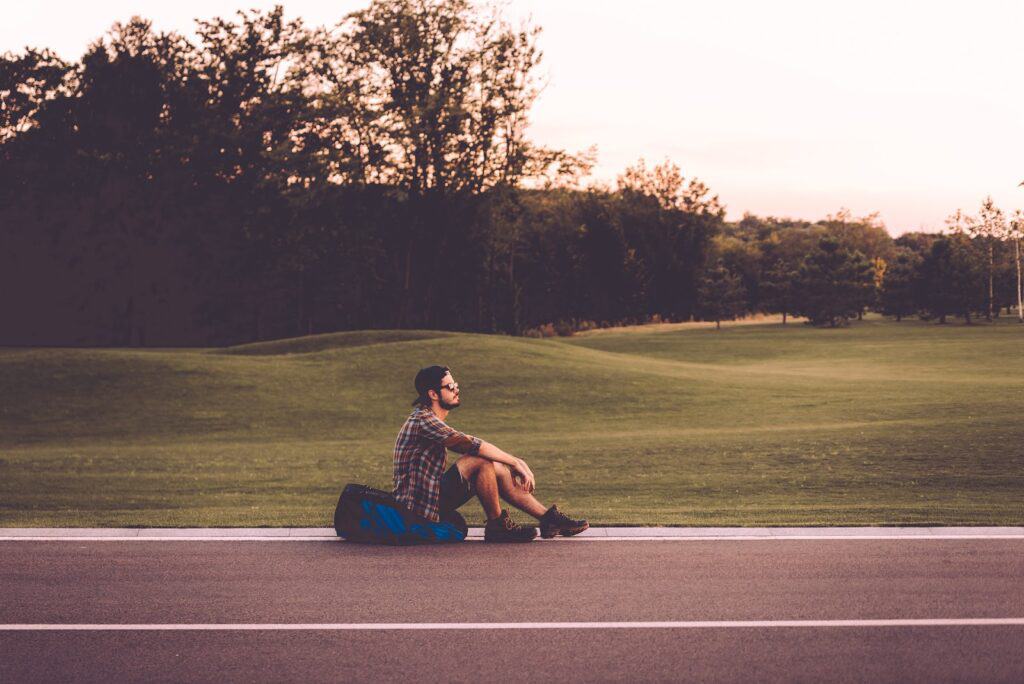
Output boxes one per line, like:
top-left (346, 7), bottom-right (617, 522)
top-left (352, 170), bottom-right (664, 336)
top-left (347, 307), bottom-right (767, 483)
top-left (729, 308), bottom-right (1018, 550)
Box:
top-left (2, 318), bottom-right (1022, 526)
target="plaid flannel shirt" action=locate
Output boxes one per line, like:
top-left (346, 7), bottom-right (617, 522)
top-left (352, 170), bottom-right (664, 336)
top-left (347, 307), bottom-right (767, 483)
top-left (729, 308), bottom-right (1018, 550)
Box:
top-left (393, 405), bottom-right (482, 522)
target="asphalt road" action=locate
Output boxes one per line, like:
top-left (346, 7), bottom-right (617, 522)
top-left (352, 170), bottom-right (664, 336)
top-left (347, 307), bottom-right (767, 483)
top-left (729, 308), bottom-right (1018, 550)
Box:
top-left (2, 539), bottom-right (1024, 682)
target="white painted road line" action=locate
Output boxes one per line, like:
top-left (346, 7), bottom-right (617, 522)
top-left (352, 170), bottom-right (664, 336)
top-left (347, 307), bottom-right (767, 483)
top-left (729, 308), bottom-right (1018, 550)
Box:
top-left (3, 619), bottom-right (1024, 631)
top-left (4, 535), bottom-right (1024, 542)
top-left (0, 537), bottom-right (343, 542)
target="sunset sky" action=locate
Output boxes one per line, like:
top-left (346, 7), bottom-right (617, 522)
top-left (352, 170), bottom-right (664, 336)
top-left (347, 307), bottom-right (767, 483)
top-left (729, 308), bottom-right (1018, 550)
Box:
top-left (4, 0), bottom-right (1022, 234)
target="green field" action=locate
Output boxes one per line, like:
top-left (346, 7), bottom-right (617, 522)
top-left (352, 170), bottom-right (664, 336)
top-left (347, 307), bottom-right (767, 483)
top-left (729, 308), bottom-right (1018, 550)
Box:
top-left (1, 317), bottom-right (1022, 527)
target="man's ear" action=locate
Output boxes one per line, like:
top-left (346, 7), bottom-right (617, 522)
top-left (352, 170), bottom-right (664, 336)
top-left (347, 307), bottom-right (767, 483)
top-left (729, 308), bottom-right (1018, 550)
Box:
top-left (428, 389), bottom-right (438, 402)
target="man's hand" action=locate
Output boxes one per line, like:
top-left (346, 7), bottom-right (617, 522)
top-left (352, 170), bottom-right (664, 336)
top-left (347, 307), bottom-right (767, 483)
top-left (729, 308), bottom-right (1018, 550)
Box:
top-left (512, 458), bottom-right (536, 492)
top-left (476, 440), bottom-right (536, 492)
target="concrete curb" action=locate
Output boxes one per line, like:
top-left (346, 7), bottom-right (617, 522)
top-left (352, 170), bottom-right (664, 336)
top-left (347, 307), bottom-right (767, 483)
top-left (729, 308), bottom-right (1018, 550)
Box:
top-left (2, 527), bottom-right (1024, 540)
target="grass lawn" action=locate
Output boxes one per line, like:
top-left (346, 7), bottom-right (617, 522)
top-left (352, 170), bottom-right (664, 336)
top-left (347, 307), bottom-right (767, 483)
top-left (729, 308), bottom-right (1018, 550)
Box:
top-left (1, 316), bottom-right (1022, 527)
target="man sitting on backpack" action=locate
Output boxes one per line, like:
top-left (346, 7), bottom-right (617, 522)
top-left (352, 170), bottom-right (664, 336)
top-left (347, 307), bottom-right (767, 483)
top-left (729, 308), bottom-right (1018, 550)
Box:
top-left (394, 365), bottom-right (588, 543)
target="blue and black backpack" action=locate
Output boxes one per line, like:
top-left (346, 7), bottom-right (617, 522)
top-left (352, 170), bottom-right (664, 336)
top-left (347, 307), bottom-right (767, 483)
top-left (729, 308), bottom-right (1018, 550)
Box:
top-left (333, 483), bottom-right (468, 545)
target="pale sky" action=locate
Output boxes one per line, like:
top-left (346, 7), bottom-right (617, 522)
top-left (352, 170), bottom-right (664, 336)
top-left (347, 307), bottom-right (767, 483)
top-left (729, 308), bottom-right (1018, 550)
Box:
top-left (4, 0), bottom-right (1023, 234)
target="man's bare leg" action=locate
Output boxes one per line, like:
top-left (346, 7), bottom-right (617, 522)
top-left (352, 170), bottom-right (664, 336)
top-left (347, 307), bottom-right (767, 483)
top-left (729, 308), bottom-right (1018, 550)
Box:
top-left (493, 461), bottom-right (548, 519)
top-left (455, 456), bottom-right (502, 520)
top-left (457, 456), bottom-right (538, 542)
top-left (494, 461), bottom-right (588, 537)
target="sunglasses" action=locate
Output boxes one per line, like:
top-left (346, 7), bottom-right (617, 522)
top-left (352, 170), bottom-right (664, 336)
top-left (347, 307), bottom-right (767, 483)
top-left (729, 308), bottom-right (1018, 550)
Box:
top-left (440, 382), bottom-right (459, 393)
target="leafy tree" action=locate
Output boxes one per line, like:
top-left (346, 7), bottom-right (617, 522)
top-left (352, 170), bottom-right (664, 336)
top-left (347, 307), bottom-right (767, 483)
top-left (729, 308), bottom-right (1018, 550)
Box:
top-left (711, 235), bottom-right (761, 311)
top-left (957, 198), bottom-right (1006, 321)
top-left (821, 208), bottom-right (896, 264)
top-left (573, 194), bottom-right (646, 323)
top-left (1011, 211), bottom-right (1024, 322)
top-left (750, 218), bottom-right (824, 322)
top-left (615, 158), bottom-right (723, 320)
top-left (895, 231), bottom-right (941, 258)
top-left (0, 48), bottom-right (72, 144)
top-left (320, 0), bottom-right (558, 327)
top-left (820, 208), bottom-right (894, 320)
top-left (617, 158), bottom-right (724, 217)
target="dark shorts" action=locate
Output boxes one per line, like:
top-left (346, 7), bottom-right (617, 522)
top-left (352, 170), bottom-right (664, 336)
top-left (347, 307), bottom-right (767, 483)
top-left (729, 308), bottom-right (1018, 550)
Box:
top-left (438, 463), bottom-right (475, 513)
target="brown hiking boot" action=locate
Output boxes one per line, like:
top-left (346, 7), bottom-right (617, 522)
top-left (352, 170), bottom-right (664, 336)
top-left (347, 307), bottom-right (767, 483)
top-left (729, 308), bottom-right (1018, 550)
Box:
top-left (539, 504), bottom-right (589, 539)
top-left (484, 510), bottom-right (537, 543)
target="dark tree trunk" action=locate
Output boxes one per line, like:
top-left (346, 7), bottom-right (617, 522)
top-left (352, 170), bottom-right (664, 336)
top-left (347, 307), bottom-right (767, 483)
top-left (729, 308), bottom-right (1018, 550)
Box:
top-left (986, 242), bottom-right (994, 322)
top-left (254, 304), bottom-right (265, 342)
top-left (394, 239), bottom-right (414, 328)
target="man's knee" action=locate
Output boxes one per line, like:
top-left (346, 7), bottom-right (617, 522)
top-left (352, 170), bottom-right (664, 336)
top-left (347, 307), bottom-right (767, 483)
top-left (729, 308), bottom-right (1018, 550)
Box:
top-left (492, 461), bottom-right (514, 484)
top-left (457, 456), bottom-right (494, 483)
top-left (492, 462), bottom-right (526, 496)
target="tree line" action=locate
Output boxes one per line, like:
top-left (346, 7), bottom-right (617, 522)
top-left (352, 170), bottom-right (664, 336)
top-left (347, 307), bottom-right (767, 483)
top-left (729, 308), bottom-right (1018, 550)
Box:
top-left (1, 1), bottom-right (1021, 346)
top-left (700, 202), bottom-right (1023, 329)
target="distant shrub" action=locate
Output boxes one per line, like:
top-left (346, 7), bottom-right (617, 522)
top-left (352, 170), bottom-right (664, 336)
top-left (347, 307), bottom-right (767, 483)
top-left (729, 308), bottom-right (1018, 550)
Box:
top-left (522, 323), bottom-right (557, 338)
top-left (522, 318), bottom-right (645, 337)
top-left (553, 320), bottom-right (575, 336)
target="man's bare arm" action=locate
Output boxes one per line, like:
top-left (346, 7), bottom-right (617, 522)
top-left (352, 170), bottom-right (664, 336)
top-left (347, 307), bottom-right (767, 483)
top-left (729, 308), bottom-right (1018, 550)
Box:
top-left (476, 440), bottom-right (535, 492)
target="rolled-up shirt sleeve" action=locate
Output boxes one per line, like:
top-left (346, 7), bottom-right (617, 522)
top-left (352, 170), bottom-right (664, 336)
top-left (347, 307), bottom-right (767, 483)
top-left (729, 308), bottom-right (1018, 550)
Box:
top-left (418, 411), bottom-right (482, 456)
top-left (443, 432), bottom-right (482, 456)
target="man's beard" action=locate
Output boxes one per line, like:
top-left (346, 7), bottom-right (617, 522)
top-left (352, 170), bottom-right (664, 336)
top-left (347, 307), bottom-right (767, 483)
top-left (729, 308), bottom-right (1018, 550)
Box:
top-left (439, 396), bottom-right (460, 411)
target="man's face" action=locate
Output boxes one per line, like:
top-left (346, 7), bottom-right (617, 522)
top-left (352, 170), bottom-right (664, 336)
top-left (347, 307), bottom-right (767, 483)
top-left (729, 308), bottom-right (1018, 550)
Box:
top-left (436, 372), bottom-right (461, 410)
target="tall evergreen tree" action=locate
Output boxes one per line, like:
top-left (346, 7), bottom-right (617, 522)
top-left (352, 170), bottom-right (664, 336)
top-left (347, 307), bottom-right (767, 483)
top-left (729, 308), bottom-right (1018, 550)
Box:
top-left (697, 260), bottom-right (747, 330)
top-left (761, 259), bottom-right (798, 323)
top-left (879, 248), bottom-right (920, 321)
top-left (919, 235), bottom-right (982, 324)
top-left (792, 237), bottom-right (874, 327)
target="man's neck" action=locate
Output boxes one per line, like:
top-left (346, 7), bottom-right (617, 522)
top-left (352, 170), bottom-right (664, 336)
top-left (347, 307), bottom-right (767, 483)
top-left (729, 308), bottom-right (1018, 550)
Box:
top-left (431, 403), bottom-right (449, 421)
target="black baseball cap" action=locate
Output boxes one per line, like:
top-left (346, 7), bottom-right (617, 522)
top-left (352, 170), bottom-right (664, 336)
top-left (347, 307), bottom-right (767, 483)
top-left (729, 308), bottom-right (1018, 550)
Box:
top-left (412, 365), bottom-right (450, 406)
